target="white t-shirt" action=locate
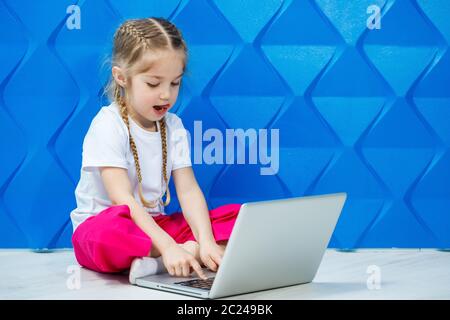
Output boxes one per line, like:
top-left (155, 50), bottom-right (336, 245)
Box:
top-left (69, 101), bottom-right (192, 232)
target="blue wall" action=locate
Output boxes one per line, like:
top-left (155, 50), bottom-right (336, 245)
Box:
top-left (0, 0), bottom-right (449, 249)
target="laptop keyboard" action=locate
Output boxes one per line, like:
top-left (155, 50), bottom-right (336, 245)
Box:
top-left (174, 277), bottom-right (215, 290)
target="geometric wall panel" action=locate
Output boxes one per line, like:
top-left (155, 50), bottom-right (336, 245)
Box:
top-left (1, 0), bottom-right (449, 249)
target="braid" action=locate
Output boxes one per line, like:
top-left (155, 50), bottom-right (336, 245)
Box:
top-left (106, 17), bottom-right (187, 209)
top-left (114, 85), bottom-right (170, 208)
top-left (120, 22), bottom-right (151, 50)
top-left (159, 119), bottom-right (171, 206)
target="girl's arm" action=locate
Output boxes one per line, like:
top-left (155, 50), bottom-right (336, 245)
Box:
top-left (100, 167), bottom-right (208, 279)
top-left (99, 167), bottom-right (176, 256)
top-left (172, 166), bottom-right (216, 245)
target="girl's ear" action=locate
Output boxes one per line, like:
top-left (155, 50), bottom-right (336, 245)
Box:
top-left (112, 66), bottom-right (127, 87)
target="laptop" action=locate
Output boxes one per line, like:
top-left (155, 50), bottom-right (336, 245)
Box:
top-left (135, 192), bottom-right (347, 299)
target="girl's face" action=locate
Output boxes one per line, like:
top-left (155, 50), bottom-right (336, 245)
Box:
top-left (113, 49), bottom-right (185, 130)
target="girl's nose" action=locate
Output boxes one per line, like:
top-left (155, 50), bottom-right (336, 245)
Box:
top-left (160, 91), bottom-right (169, 101)
top-left (160, 84), bottom-right (172, 100)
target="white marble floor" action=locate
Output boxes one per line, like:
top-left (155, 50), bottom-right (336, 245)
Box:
top-left (0, 249), bottom-right (449, 300)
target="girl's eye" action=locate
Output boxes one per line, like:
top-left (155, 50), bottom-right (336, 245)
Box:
top-left (147, 82), bottom-right (181, 88)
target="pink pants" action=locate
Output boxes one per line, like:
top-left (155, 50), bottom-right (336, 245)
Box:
top-left (72, 203), bottom-right (242, 273)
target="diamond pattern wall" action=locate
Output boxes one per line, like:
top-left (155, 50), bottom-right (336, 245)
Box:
top-left (0, 0), bottom-right (449, 249)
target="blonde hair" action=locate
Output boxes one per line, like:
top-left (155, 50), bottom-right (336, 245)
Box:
top-left (104, 17), bottom-right (188, 208)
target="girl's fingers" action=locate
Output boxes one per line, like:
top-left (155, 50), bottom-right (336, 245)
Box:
top-left (204, 255), bottom-right (218, 272)
top-left (182, 263), bottom-right (190, 277)
top-left (190, 259), bottom-right (207, 280)
top-left (174, 264), bottom-right (182, 277)
top-left (211, 254), bottom-right (223, 268)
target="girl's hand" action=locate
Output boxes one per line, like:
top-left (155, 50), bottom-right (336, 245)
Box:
top-left (199, 240), bottom-right (226, 272)
top-left (161, 242), bottom-right (207, 280)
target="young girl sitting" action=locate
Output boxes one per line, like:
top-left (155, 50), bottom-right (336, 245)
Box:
top-left (70, 17), bottom-right (241, 284)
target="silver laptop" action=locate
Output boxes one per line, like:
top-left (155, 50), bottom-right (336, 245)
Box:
top-left (135, 192), bottom-right (347, 299)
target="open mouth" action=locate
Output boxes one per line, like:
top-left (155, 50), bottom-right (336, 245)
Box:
top-left (153, 104), bottom-right (169, 111)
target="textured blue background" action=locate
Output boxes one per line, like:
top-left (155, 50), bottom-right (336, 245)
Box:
top-left (1, 0), bottom-right (449, 249)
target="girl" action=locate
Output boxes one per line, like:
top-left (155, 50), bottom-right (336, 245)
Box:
top-left (70, 17), bottom-right (241, 283)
